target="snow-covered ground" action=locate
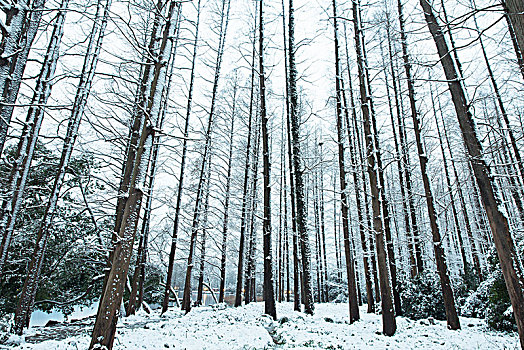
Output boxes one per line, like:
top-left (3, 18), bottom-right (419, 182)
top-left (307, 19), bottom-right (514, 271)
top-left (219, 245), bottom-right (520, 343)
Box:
top-left (8, 302), bottom-right (519, 349)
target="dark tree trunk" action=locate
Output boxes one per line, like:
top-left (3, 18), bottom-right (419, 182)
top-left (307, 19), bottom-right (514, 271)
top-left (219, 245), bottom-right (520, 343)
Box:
top-left (352, 0), bottom-right (395, 335)
top-left (400, 0), bottom-right (460, 330)
top-left (420, 0), bottom-right (524, 344)
top-left (181, 0), bottom-right (230, 313)
top-left (332, 0), bottom-right (359, 323)
top-left (219, 78), bottom-right (237, 304)
top-left (235, 0), bottom-right (257, 307)
top-left (259, 0), bottom-right (276, 319)
top-left (161, 0), bottom-right (196, 314)
top-left (288, 0), bottom-right (314, 316)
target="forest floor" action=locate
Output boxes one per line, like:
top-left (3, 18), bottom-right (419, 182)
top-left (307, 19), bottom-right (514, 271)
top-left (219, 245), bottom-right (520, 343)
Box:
top-left (4, 302), bottom-right (519, 349)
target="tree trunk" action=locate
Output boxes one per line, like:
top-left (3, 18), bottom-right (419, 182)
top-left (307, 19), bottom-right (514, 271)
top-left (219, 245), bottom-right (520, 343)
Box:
top-left (181, 0), bottom-right (230, 313)
top-left (259, 0), bottom-right (277, 319)
top-left (0, 0), bottom-right (46, 155)
top-left (288, 0), bottom-right (313, 316)
top-left (352, 0), bottom-right (395, 335)
top-left (332, 0), bottom-right (360, 323)
top-left (420, 0), bottom-right (524, 343)
top-left (219, 77), bottom-right (237, 304)
top-left (161, 0), bottom-right (196, 314)
top-left (90, 3), bottom-right (177, 347)
top-left (235, 0), bottom-right (257, 307)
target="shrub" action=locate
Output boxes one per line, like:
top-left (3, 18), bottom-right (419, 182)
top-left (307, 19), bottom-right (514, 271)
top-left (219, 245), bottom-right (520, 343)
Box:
top-left (401, 271), bottom-right (446, 321)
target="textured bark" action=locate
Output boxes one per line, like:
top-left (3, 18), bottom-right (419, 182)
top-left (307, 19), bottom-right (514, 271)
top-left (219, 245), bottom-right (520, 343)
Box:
top-left (0, 0), bottom-right (46, 155)
top-left (235, 0), bottom-right (257, 307)
top-left (420, 0), bottom-right (524, 342)
top-left (259, 0), bottom-right (277, 319)
top-left (288, 0), bottom-right (313, 315)
top-left (91, 2), bottom-right (177, 347)
top-left (280, 0), bottom-right (300, 311)
top-left (90, 190), bottom-right (143, 349)
top-left (0, 0), bottom-right (67, 276)
top-left (130, 4), bottom-right (181, 316)
top-left (333, 0), bottom-right (359, 323)
top-left (352, 0), bottom-right (395, 335)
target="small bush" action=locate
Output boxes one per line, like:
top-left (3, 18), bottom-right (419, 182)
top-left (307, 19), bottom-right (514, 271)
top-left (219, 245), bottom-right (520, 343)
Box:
top-left (401, 272), bottom-right (446, 321)
top-left (461, 248), bottom-right (516, 332)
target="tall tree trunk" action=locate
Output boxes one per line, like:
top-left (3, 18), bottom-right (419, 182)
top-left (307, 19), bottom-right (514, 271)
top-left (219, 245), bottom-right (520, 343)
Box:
top-left (0, 0), bottom-right (67, 276)
top-left (0, 0), bottom-right (46, 155)
top-left (352, 0), bottom-right (395, 335)
top-left (235, 0), bottom-right (257, 307)
top-left (161, 0), bottom-right (198, 314)
top-left (218, 77), bottom-right (237, 304)
top-left (181, 0), bottom-right (230, 313)
top-left (129, 5), bottom-right (181, 316)
top-left (90, 3), bottom-right (177, 348)
top-left (400, 0), bottom-right (460, 330)
top-left (318, 142), bottom-right (329, 302)
top-left (245, 113), bottom-right (261, 305)
top-left (288, 0), bottom-right (313, 316)
top-left (332, 0), bottom-right (359, 323)
top-left (259, 0), bottom-right (277, 319)
top-left (420, 0), bottom-right (524, 344)
top-left (396, 0), bottom-right (424, 275)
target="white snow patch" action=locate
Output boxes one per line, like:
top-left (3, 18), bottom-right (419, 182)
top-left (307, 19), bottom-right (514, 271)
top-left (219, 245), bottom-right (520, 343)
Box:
top-left (12, 303), bottom-right (519, 349)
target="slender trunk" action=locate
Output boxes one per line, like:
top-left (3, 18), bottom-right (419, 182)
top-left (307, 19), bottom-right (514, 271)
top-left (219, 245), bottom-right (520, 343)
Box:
top-left (245, 114), bottom-right (261, 304)
top-left (219, 79), bottom-right (237, 304)
top-left (318, 142), bottom-right (329, 302)
top-left (90, 3), bottom-right (177, 348)
top-left (196, 165), bottom-right (211, 306)
top-left (182, 0), bottom-right (230, 313)
top-left (259, 0), bottom-right (276, 319)
top-left (288, 0), bottom-right (313, 315)
top-left (352, 0), bottom-right (395, 334)
top-left (161, 1), bottom-right (195, 314)
top-left (130, 6), bottom-right (181, 316)
top-left (235, 0), bottom-right (257, 307)
top-left (0, 0), bottom-right (67, 276)
top-left (332, 0), bottom-right (359, 323)
top-left (400, 0), bottom-right (461, 330)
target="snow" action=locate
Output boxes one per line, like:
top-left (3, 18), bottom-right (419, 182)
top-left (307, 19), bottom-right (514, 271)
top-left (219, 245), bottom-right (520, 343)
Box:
top-left (10, 302), bottom-right (518, 349)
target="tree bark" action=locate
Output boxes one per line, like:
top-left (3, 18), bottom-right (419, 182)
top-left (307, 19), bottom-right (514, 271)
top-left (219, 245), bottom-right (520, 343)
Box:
top-left (352, 0), bottom-right (395, 335)
top-left (259, 0), bottom-right (277, 319)
top-left (420, 0), bottom-right (524, 343)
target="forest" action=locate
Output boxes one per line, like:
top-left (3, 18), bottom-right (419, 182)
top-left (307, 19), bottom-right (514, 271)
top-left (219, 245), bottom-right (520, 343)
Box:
top-left (0, 0), bottom-right (523, 348)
